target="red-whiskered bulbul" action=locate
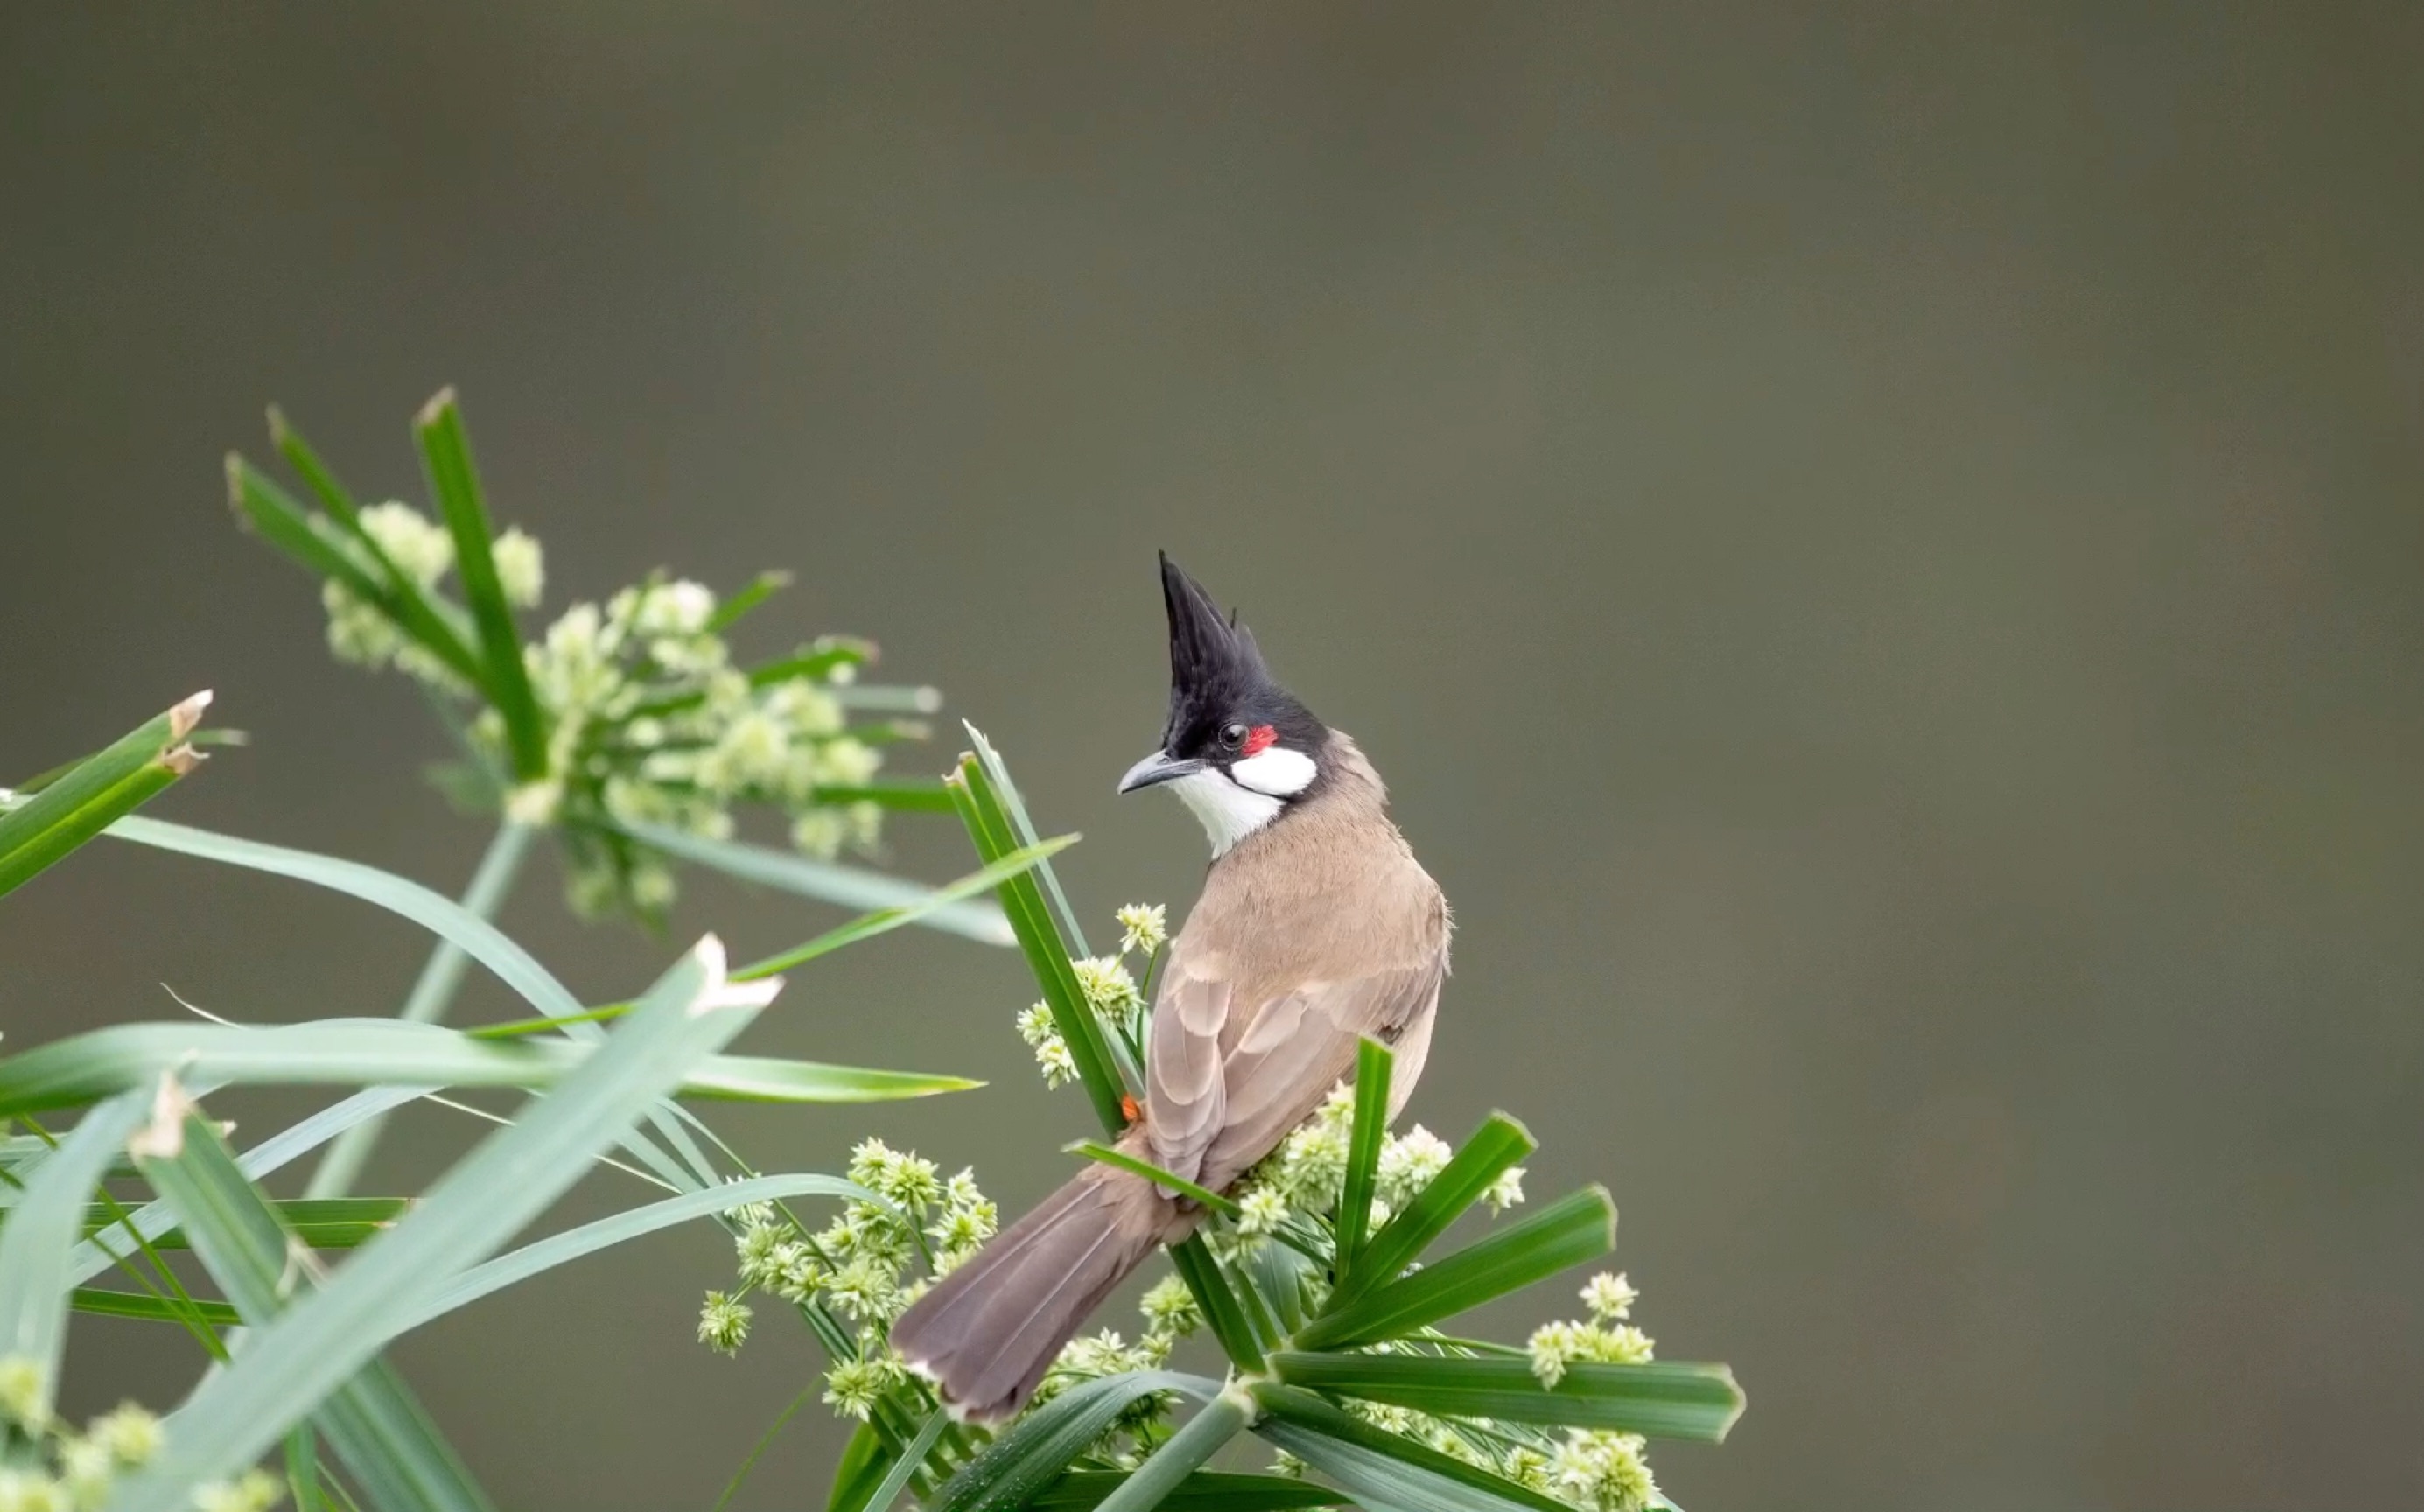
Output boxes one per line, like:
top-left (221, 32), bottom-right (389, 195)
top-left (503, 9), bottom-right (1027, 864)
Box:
top-left (890, 554), bottom-right (1449, 1420)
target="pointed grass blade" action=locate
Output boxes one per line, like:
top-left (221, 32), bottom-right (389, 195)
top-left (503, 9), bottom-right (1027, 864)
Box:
top-left (264, 407), bottom-right (487, 687)
top-left (413, 389), bottom-right (546, 779)
top-left (67, 1197), bottom-right (408, 1251)
top-left (134, 1102), bottom-right (498, 1512)
top-left (0, 694), bottom-right (210, 900)
top-left (964, 724), bottom-right (1090, 956)
top-left (707, 570), bottom-right (793, 633)
top-left (68, 1287), bottom-right (242, 1327)
top-left (1166, 1237), bottom-right (1264, 1374)
top-left (1293, 1186), bottom-right (1614, 1351)
top-left (1268, 1352), bottom-right (1742, 1442)
top-left (747, 635), bottom-right (877, 688)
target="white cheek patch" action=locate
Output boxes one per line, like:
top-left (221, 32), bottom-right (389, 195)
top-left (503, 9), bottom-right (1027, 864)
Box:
top-left (1229, 746), bottom-right (1317, 797)
top-left (1169, 770), bottom-right (1283, 857)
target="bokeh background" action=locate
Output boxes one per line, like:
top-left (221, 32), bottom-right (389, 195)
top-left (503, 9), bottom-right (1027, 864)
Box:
top-left (5, 4), bottom-right (2420, 1508)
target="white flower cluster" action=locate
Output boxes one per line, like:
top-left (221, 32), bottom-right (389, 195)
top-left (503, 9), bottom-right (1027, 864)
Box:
top-left (323, 502), bottom-right (541, 691)
top-left (697, 1138), bottom-right (1203, 1458)
top-left (313, 506), bottom-right (907, 920)
top-left (1222, 1085), bottom-right (1526, 1263)
top-left (1528, 1270), bottom-right (1654, 1387)
top-left (0, 1353), bottom-right (180, 1512)
top-left (1016, 904), bottom-right (1167, 1092)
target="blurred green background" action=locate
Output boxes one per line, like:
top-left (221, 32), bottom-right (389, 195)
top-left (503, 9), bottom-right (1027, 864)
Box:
top-left (4, 4), bottom-right (2420, 1508)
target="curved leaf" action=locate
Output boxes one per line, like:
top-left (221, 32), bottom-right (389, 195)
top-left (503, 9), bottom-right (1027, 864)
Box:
top-left (101, 815), bottom-right (585, 1022)
top-left (0, 1019), bottom-right (976, 1118)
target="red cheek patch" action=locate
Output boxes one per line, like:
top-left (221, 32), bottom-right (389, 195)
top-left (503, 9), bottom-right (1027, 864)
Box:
top-left (1242, 724), bottom-right (1278, 756)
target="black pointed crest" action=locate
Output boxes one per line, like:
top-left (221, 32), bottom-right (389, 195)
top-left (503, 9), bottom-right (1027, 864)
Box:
top-left (1153, 553), bottom-right (1321, 756)
top-left (1161, 551), bottom-right (1266, 694)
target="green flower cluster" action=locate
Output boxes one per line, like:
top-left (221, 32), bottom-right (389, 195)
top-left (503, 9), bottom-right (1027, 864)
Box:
top-left (1217, 1086), bottom-right (1525, 1257)
top-left (1018, 902), bottom-right (1166, 1090)
top-left (697, 1134), bottom-right (1198, 1444)
top-left (315, 504), bottom-right (915, 919)
top-left (0, 1354), bottom-right (242, 1512)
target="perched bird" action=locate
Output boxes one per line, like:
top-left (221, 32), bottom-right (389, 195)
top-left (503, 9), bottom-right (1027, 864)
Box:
top-left (891, 554), bottom-right (1449, 1421)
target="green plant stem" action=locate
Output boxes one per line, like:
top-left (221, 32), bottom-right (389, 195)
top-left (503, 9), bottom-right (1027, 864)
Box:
top-left (1095, 1387), bottom-right (1255, 1512)
top-left (710, 1379), bottom-right (821, 1512)
top-left (307, 820), bottom-right (536, 1200)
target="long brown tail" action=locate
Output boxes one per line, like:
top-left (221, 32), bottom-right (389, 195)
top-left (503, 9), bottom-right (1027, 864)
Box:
top-left (891, 1161), bottom-right (1180, 1422)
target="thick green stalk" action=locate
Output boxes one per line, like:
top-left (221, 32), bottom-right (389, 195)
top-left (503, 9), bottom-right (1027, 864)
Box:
top-left (1093, 1387), bottom-right (1256, 1512)
top-left (307, 821), bottom-right (536, 1199)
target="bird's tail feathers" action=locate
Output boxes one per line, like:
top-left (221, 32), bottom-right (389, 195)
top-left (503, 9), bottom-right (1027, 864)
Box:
top-left (890, 1162), bottom-right (1173, 1423)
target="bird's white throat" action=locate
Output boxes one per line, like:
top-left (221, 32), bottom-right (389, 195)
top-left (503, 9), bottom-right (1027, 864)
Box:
top-left (1168, 748), bottom-right (1316, 857)
top-left (1170, 771), bottom-right (1284, 857)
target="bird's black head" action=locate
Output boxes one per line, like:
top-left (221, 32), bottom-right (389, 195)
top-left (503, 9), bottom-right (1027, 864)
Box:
top-left (1118, 554), bottom-right (1329, 853)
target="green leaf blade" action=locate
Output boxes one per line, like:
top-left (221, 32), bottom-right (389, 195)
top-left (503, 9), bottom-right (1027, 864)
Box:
top-left (412, 389), bottom-right (546, 779)
top-left (1329, 1112), bottom-right (1538, 1309)
top-left (1166, 1236), bottom-right (1265, 1374)
top-left (0, 694), bottom-right (210, 899)
top-left (1333, 1038), bottom-right (1395, 1274)
top-left (1247, 1382), bottom-right (1570, 1512)
top-left (1029, 1473), bottom-right (1344, 1512)
top-left (928, 1372), bottom-right (1219, 1512)
top-left (0, 1018), bottom-right (975, 1119)
top-left (1268, 1352), bottom-right (1744, 1442)
top-left (1296, 1186), bottom-right (1615, 1351)
top-left (949, 755), bottom-right (1131, 1131)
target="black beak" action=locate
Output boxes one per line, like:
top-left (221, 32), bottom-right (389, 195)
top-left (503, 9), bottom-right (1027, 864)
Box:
top-left (1118, 750), bottom-right (1203, 794)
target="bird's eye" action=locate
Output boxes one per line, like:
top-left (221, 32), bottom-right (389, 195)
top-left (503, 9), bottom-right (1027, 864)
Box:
top-left (1221, 724), bottom-right (1247, 748)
